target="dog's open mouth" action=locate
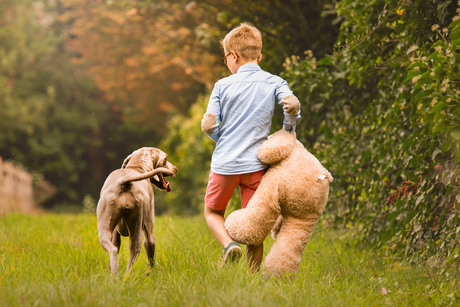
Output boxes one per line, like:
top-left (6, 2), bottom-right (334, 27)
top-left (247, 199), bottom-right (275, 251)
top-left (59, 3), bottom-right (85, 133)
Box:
top-left (151, 173), bottom-right (172, 192)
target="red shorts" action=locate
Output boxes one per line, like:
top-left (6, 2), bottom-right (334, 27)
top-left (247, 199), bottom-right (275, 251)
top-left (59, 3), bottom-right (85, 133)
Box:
top-left (204, 169), bottom-right (266, 211)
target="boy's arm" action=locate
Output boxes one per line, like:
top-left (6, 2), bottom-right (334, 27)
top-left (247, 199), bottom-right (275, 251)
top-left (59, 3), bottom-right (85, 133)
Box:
top-left (276, 78), bottom-right (301, 133)
top-left (281, 95), bottom-right (300, 116)
top-left (201, 113), bottom-right (219, 141)
top-left (281, 95), bottom-right (301, 133)
top-left (201, 84), bottom-right (221, 142)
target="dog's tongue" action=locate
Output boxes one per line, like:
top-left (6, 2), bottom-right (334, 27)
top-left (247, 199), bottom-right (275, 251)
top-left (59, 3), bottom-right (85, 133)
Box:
top-left (166, 182), bottom-right (171, 192)
top-left (162, 177), bottom-right (171, 192)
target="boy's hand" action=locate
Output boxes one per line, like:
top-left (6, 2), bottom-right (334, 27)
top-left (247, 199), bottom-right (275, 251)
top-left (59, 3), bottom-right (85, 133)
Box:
top-left (281, 95), bottom-right (300, 116)
top-left (283, 123), bottom-right (297, 133)
top-left (283, 114), bottom-right (300, 134)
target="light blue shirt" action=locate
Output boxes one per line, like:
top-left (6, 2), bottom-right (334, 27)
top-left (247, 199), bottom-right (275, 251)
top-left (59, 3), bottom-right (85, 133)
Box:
top-left (205, 64), bottom-right (297, 175)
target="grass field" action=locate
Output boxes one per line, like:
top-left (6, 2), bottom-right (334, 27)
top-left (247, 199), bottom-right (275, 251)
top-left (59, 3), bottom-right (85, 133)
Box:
top-left (0, 213), bottom-right (458, 307)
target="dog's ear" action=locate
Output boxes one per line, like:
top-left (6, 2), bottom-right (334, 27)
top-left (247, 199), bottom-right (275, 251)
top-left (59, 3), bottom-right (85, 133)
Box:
top-left (140, 148), bottom-right (158, 171)
top-left (142, 150), bottom-right (150, 165)
top-left (150, 149), bottom-right (167, 169)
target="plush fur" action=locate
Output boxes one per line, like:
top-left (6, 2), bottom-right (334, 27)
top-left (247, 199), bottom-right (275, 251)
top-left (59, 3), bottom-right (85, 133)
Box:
top-left (224, 130), bottom-right (333, 278)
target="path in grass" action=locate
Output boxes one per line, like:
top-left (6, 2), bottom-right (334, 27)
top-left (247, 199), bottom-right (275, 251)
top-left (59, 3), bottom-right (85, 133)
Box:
top-left (0, 213), bottom-right (457, 306)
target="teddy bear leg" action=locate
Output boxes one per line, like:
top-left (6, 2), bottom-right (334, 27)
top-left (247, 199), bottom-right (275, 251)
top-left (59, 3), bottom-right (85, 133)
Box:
top-left (224, 190), bottom-right (280, 246)
top-left (270, 215), bottom-right (283, 239)
top-left (262, 212), bottom-right (321, 279)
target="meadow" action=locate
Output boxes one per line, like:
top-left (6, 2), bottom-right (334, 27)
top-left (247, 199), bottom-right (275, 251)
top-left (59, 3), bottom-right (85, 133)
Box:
top-left (0, 213), bottom-right (457, 307)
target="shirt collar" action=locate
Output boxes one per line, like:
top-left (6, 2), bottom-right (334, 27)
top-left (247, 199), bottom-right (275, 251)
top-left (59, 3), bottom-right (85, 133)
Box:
top-left (236, 63), bottom-right (261, 73)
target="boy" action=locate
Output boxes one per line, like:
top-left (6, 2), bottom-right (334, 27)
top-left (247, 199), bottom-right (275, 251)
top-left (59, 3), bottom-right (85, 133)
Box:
top-left (201, 23), bottom-right (300, 270)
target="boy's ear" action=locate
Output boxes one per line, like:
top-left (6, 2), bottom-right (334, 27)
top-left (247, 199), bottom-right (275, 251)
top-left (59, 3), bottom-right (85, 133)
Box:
top-left (232, 50), bottom-right (239, 62)
top-left (258, 54), bottom-right (263, 63)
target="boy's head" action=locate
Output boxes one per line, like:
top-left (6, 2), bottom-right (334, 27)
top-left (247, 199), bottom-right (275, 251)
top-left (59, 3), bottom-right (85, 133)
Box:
top-left (221, 23), bottom-right (262, 62)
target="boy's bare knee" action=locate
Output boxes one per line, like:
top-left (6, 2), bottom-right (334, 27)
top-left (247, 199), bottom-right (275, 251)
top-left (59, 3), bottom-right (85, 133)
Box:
top-left (204, 204), bottom-right (225, 218)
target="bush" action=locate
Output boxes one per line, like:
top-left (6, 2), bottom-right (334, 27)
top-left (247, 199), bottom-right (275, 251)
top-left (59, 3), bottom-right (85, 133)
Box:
top-left (283, 0), bottom-right (459, 262)
top-left (159, 95), bottom-right (215, 215)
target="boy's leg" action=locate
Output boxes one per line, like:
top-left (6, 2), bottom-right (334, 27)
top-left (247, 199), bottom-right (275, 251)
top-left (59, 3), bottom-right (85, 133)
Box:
top-left (203, 206), bottom-right (233, 248)
top-left (204, 170), bottom-right (242, 263)
top-left (239, 169), bottom-right (266, 208)
top-left (246, 243), bottom-right (263, 271)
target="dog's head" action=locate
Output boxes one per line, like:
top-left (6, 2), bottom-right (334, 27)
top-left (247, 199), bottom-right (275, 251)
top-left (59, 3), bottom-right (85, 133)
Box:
top-left (122, 147), bottom-right (177, 192)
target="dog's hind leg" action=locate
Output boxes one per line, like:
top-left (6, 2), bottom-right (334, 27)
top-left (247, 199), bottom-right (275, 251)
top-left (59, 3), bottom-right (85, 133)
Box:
top-left (143, 204), bottom-right (156, 271)
top-left (97, 201), bottom-right (123, 276)
top-left (125, 210), bottom-right (143, 274)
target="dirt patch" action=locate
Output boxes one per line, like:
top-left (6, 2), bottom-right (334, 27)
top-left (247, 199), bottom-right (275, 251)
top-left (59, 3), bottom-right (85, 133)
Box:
top-left (0, 157), bottom-right (38, 215)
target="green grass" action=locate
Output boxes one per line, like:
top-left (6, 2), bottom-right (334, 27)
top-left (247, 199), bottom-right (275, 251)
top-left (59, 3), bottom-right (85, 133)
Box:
top-left (0, 213), bottom-right (458, 307)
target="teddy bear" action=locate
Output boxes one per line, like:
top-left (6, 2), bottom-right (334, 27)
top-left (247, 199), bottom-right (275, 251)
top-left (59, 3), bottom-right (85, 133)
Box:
top-left (224, 129), bottom-right (333, 278)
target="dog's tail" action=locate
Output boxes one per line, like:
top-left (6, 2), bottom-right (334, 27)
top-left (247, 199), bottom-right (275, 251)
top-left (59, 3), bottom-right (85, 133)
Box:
top-left (118, 167), bottom-right (174, 186)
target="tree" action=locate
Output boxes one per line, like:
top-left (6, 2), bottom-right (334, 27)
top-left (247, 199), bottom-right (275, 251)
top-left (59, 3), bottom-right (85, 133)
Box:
top-left (156, 0), bottom-right (341, 214)
top-left (197, 0), bottom-right (340, 73)
top-left (61, 0), bottom-right (223, 134)
top-left (0, 0), bottom-right (109, 205)
top-left (158, 94), bottom-right (214, 215)
top-left (61, 0), bottom-right (340, 131)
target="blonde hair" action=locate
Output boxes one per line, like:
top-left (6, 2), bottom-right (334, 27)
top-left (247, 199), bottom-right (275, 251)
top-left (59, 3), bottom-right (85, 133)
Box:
top-left (221, 23), bottom-right (262, 61)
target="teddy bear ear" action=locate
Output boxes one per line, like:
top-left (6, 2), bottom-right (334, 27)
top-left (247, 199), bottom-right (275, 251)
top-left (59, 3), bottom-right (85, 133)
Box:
top-left (257, 130), bottom-right (296, 164)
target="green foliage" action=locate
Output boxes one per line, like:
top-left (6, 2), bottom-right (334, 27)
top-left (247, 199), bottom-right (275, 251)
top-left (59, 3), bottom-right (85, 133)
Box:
top-left (1, 0), bottom-right (457, 265)
top-left (157, 0), bottom-right (341, 215)
top-left (195, 0), bottom-right (339, 74)
top-left (282, 0), bottom-right (459, 262)
top-left (159, 93), bottom-right (247, 215)
top-left (159, 95), bottom-right (215, 215)
top-left (0, 0), bottom-right (108, 205)
top-left (0, 214), bottom-right (458, 306)
top-left (0, 0), bottom-right (163, 206)
top-left (0, 0), bottom-right (341, 208)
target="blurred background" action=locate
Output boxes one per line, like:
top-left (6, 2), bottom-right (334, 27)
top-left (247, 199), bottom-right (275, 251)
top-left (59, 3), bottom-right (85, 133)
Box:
top-left (0, 0), bottom-right (458, 261)
top-left (0, 0), bottom-right (340, 212)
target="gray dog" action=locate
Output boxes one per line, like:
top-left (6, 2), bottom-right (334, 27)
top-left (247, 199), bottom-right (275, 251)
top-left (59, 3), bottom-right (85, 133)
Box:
top-left (96, 147), bottom-right (177, 276)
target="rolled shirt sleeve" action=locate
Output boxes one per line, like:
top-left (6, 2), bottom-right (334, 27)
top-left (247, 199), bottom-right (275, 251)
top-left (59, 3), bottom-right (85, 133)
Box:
top-left (276, 80), bottom-right (301, 132)
top-left (202, 84), bottom-right (222, 142)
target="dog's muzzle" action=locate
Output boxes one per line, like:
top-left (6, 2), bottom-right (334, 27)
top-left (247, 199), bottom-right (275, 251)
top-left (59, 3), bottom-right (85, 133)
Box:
top-left (151, 166), bottom-right (176, 192)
